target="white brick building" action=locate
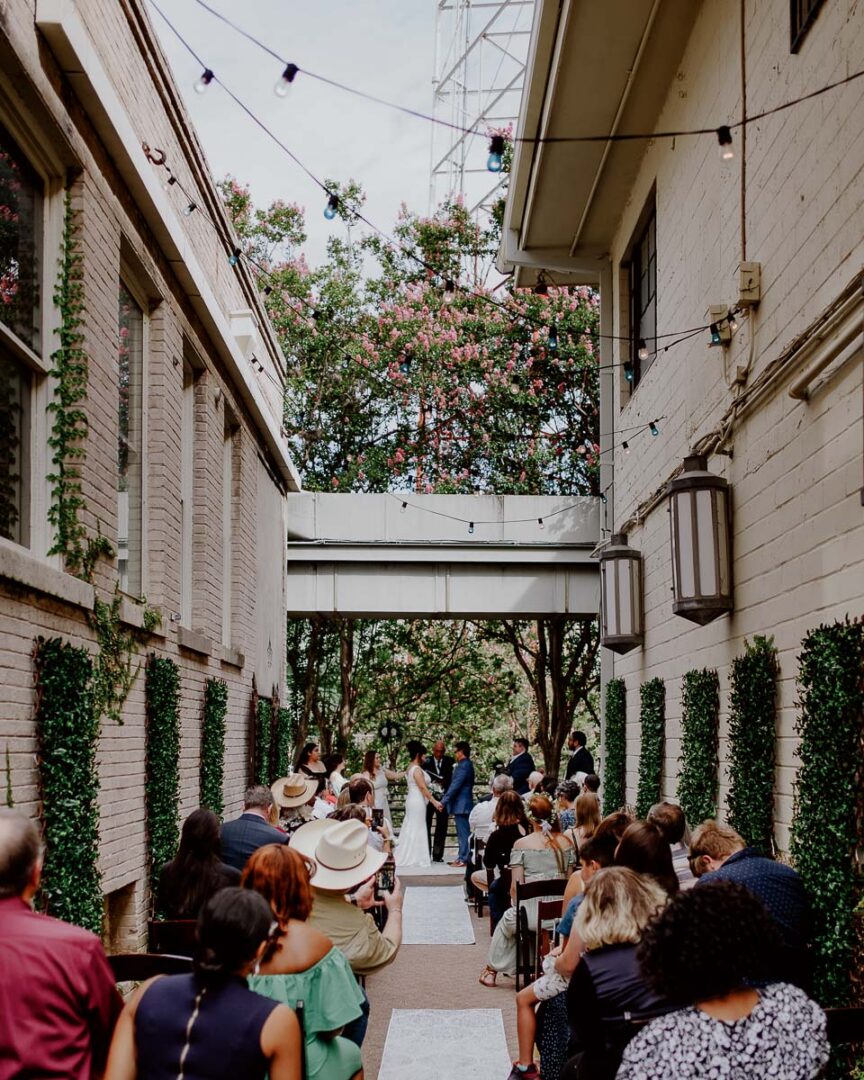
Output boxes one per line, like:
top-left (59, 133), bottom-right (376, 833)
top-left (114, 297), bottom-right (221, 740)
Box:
top-left (0, 0), bottom-right (298, 944)
top-left (502, 0), bottom-right (864, 850)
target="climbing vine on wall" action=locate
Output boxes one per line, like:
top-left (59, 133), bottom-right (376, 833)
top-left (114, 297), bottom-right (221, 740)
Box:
top-left (790, 618), bottom-right (864, 1008)
top-left (727, 636), bottom-right (778, 854)
top-left (145, 656), bottom-right (180, 910)
top-left (34, 637), bottom-right (102, 932)
top-left (201, 678), bottom-right (228, 816)
top-left (273, 706), bottom-right (294, 781)
top-left (677, 668), bottom-right (720, 828)
top-left (254, 697), bottom-right (273, 786)
top-left (602, 678), bottom-right (627, 815)
top-left (635, 677), bottom-right (665, 820)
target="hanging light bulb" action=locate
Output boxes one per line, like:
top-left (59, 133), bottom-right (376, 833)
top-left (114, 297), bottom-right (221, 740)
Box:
top-left (194, 68), bottom-right (214, 94)
top-left (710, 323), bottom-right (723, 346)
top-left (538, 518), bottom-right (545, 530)
top-left (182, 202), bottom-right (197, 217)
top-left (716, 125), bottom-right (734, 160)
top-left (728, 311), bottom-right (739, 333)
top-left (624, 362), bottom-right (635, 383)
top-left (324, 193), bottom-right (340, 220)
top-left (228, 248), bottom-right (241, 267)
top-left (443, 279), bottom-right (456, 304)
top-left (162, 174), bottom-right (177, 193)
top-left (638, 339), bottom-right (649, 362)
top-left (274, 63), bottom-right (299, 97)
top-left (649, 420), bottom-right (660, 437)
top-left (468, 521), bottom-right (475, 534)
top-left (547, 323), bottom-right (558, 350)
top-left (400, 501), bottom-right (408, 513)
top-left (622, 440), bottom-right (630, 455)
top-left (487, 134), bottom-right (505, 173)
top-left (263, 285), bottom-right (273, 297)
top-left (601, 492), bottom-right (608, 504)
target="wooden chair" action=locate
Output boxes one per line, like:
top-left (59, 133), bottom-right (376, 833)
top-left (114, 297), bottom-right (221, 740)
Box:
top-left (109, 953), bottom-right (193, 982)
top-left (296, 999), bottom-right (307, 1080)
top-left (515, 878), bottom-right (568, 991)
top-left (148, 919), bottom-right (197, 956)
top-left (471, 837), bottom-right (487, 916)
top-left (488, 865), bottom-right (512, 934)
top-left (534, 897), bottom-right (564, 980)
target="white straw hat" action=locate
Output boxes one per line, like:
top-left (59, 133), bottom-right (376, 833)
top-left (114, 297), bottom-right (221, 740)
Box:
top-left (271, 773), bottom-right (319, 809)
top-left (290, 818), bottom-right (386, 891)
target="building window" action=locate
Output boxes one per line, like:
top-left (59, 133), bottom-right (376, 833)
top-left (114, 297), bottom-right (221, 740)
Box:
top-left (790, 0), bottom-right (826, 52)
top-left (629, 205), bottom-right (656, 387)
top-left (0, 346), bottom-right (29, 545)
top-left (117, 281), bottom-right (144, 595)
top-left (0, 122), bottom-right (42, 355)
top-left (180, 361), bottom-right (196, 626)
top-left (221, 411), bottom-right (237, 647)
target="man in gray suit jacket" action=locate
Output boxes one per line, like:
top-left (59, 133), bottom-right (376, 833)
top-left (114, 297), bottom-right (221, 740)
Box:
top-left (220, 784), bottom-right (294, 871)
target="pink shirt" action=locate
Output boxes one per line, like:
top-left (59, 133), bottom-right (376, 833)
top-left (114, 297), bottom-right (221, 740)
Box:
top-left (0, 897), bottom-right (122, 1078)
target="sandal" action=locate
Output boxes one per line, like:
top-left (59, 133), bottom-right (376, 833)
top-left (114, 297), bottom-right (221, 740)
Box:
top-left (479, 966), bottom-right (497, 987)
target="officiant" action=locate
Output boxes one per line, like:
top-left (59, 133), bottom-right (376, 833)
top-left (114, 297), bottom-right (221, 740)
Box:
top-left (423, 739), bottom-right (454, 863)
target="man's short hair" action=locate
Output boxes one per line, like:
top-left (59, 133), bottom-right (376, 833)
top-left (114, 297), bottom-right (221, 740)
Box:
top-left (491, 774), bottom-right (513, 795)
top-left (513, 737), bottom-right (529, 752)
top-left (689, 820), bottom-right (745, 862)
top-left (647, 801), bottom-right (687, 845)
top-left (571, 730), bottom-right (587, 747)
top-left (348, 777), bottom-right (374, 804)
top-left (578, 831), bottom-right (617, 868)
top-left (0, 809), bottom-right (41, 899)
top-left (582, 773), bottom-right (601, 793)
top-left (244, 785), bottom-right (274, 810)
top-left (455, 741), bottom-right (470, 757)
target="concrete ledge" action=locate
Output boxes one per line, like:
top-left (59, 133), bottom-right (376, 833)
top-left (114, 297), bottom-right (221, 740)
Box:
top-left (0, 539), bottom-right (94, 611)
top-left (220, 644), bottom-right (245, 669)
top-left (177, 625), bottom-right (213, 657)
top-left (118, 596), bottom-right (165, 638)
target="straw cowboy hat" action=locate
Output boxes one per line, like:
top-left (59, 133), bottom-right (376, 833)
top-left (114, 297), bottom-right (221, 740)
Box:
top-left (291, 818), bottom-right (387, 891)
top-left (271, 773), bottom-right (318, 809)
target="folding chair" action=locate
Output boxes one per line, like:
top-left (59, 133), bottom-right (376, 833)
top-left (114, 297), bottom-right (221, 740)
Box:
top-left (515, 878), bottom-right (567, 991)
top-left (296, 998), bottom-right (307, 1080)
top-left (109, 953), bottom-right (193, 982)
top-left (471, 837), bottom-right (487, 915)
top-left (534, 897), bottom-right (564, 980)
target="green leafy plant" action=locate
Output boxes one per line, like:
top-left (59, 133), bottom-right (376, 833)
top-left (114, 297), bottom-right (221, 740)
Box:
top-left (34, 637), bottom-right (102, 932)
top-left (727, 636), bottom-right (778, 854)
top-left (635, 677), bottom-right (665, 819)
top-left (145, 656), bottom-right (181, 911)
top-left (677, 668), bottom-right (720, 828)
top-left (255, 697), bottom-right (273, 786)
top-left (201, 678), bottom-right (228, 816)
top-left (273, 706), bottom-right (293, 781)
top-left (790, 618), bottom-right (864, 1007)
top-left (602, 678), bottom-right (626, 815)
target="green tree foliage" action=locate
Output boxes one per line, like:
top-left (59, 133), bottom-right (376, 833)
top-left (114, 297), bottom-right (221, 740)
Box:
top-left (635, 678), bottom-right (665, 819)
top-left (255, 698), bottom-right (273, 785)
top-left (34, 637), bottom-right (102, 932)
top-left (677, 668), bottom-right (720, 828)
top-left (145, 656), bottom-right (180, 909)
top-left (790, 619), bottom-right (864, 1007)
top-left (727, 636), bottom-right (778, 853)
top-left (603, 678), bottom-right (627, 815)
top-left (200, 678), bottom-right (228, 816)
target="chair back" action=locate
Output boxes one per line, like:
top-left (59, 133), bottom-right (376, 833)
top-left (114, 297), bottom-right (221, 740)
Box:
top-left (516, 877), bottom-right (568, 904)
top-left (148, 919), bottom-right (197, 956)
top-left (514, 877), bottom-right (568, 990)
top-left (296, 998), bottom-right (307, 1080)
top-left (109, 953), bottom-right (193, 982)
top-left (534, 897), bottom-right (564, 979)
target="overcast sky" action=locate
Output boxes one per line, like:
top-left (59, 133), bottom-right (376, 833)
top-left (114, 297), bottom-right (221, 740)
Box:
top-left (150, 1), bottom-right (441, 268)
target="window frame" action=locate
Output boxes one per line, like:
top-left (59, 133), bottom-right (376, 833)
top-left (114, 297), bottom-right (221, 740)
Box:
top-left (627, 198), bottom-right (657, 391)
top-left (790, 0), bottom-right (826, 52)
top-left (221, 406), bottom-right (239, 649)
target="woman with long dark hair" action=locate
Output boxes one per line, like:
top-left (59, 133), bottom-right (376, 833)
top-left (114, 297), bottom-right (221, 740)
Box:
top-left (394, 740), bottom-right (443, 869)
top-left (157, 808), bottom-right (240, 918)
top-left (296, 743), bottom-right (327, 795)
top-left (105, 888), bottom-right (301, 1079)
top-left (361, 749), bottom-right (402, 828)
top-left (614, 821), bottom-right (680, 897)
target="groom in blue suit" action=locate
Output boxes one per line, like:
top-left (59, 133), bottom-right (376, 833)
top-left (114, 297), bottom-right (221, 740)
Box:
top-left (442, 741), bottom-right (475, 866)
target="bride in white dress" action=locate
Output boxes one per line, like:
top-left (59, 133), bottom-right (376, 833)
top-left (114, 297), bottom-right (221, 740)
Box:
top-left (396, 741), bottom-right (444, 869)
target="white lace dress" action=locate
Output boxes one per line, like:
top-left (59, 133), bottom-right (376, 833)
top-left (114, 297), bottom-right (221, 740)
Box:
top-left (395, 765), bottom-right (432, 868)
top-left (364, 770), bottom-right (393, 828)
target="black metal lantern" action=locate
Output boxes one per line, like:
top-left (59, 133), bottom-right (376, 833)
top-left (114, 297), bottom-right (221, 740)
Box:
top-left (378, 721), bottom-right (402, 744)
top-left (599, 533), bottom-right (643, 653)
top-left (667, 454), bottom-right (732, 624)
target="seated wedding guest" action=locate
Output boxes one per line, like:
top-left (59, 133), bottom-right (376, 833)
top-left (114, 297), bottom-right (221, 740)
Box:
top-left (571, 792), bottom-right (601, 849)
top-left (297, 743), bottom-right (328, 795)
top-left (105, 888), bottom-right (300, 1080)
top-left (222, 785), bottom-right (300, 871)
top-left (0, 810), bottom-right (122, 1079)
top-left (646, 801), bottom-right (695, 888)
top-left (618, 880), bottom-right (828, 1080)
top-left (582, 774), bottom-right (600, 795)
top-left (470, 790), bottom-right (530, 926)
top-left (469, 773), bottom-right (513, 841)
top-left (158, 808), bottom-right (240, 918)
top-left (512, 868), bottom-right (669, 1080)
top-left (594, 809), bottom-right (632, 842)
top-left (293, 818), bottom-right (403, 1046)
top-left (537, 775), bottom-right (560, 799)
top-left (347, 777), bottom-right (375, 808)
top-left (242, 845), bottom-right (365, 1080)
top-left (325, 754), bottom-right (348, 797)
top-left (556, 832), bottom-right (618, 942)
top-left (330, 805), bottom-right (393, 855)
top-left (479, 794), bottom-right (575, 987)
top-left (615, 821), bottom-right (680, 896)
top-left (556, 781), bottom-right (581, 830)
top-left (526, 770), bottom-right (546, 796)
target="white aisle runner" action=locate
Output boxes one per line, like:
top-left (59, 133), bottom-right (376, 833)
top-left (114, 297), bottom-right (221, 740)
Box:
top-left (378, 1009), bottom-right (511, 1080)
top-left (401, 886), bottom-right (475, 945)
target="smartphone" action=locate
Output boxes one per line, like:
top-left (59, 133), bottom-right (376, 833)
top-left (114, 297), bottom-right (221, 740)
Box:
top-left (371, 807), bottom-right (384, 829)
top-left (376, 855), bottom-right (396, 898)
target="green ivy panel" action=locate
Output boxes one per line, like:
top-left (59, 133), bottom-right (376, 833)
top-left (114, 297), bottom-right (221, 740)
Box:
top-left (602, 678), bottom-right (627, 815)
top-left (635, 677), bottom-right (665, 820)
top-left (677, 668), bottom-right (720, 828)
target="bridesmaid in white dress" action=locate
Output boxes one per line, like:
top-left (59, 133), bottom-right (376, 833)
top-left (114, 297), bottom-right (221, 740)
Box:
top-left (362, 750), bottom-right (403, 828)
top-left (395, 741), bottom-right (444, 869)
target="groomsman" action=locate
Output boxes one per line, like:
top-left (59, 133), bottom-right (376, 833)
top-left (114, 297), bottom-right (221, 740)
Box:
top-left (505, 737), bottom-right (535, 795)
top-left (565, 730), bottom-right (594, 781)
top-left (424, 740), bottom-right (453, 862)
top-left (442, 742), bottom-right (475, 867)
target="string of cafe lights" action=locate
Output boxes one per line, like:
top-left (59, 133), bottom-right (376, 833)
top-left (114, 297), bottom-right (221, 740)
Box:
top-left (184, 0), bottom-right (864, 164)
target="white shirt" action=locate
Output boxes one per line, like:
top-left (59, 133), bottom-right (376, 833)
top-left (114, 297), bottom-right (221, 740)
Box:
top-left (468, 796), bottom-right (499, 840)
top-left (330, 771), bottom-right (347, 795)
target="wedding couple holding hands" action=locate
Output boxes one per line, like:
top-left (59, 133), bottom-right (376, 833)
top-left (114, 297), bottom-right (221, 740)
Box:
top-left (394, 739), bottom-right (475, 869)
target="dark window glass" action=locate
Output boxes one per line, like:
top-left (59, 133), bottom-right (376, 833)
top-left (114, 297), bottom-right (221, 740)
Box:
top-left (790, 0), bottom-right (826, 52)
top-left (0, 123), bottom-right (41, 353)
top-left (0, 345), bottom-right (29, 544)
top-left (629, 207), bottom-right (657, 387)
top-left (118, 282), bottom-right (143, 595)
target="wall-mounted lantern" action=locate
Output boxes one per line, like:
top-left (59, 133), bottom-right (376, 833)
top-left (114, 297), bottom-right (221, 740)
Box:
top-left (667, 454), bottom-right (732, 624)
top-left (599, 533), bottom-right (643, 653)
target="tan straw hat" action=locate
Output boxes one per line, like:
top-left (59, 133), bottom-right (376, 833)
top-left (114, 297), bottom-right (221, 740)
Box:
top-left (271, 773), bottom-right (318, 809)
top-left (290, 818), bottom-right (386, 891)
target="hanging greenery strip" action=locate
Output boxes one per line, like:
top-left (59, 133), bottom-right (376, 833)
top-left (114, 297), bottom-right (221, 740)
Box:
top-left (145, 656), bottom-right (181, 910)
top-left (790, 618), bottom-right (864, 1007)
top-left (635, 677), bottom-right (665, 820)
top-left (677, 668), bottom-right (720, 828)
top-left (255, 698), bottom-right (273, 786)
top-left (727, 636), bottom-right (778, 854)
top-left (201, 678), bottom-right (228, 816)
top-left (602, 678), bottom-right (627, 815)
top-left (273, 706), bottom-right (293, 782)
top-left (34, 637), bottom-right (102, 933)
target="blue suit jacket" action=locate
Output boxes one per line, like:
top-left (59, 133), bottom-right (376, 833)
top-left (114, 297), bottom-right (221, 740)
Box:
top-left (442, 758), bottom-right (475, 815)
top-left (506, 752), bottom-right (535, 795)
top-left (220, 812), bottom-right (289, 872)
